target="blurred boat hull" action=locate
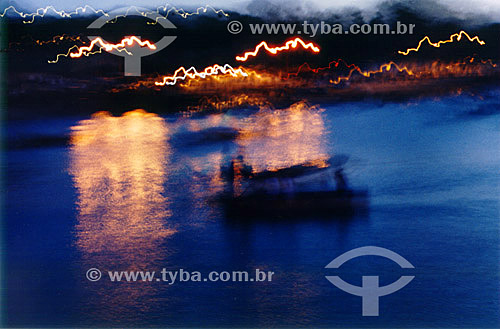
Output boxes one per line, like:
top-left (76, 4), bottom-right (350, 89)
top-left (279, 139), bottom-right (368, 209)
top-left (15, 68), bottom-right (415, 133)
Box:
top-left (221, 190), bottom-right (369, 219)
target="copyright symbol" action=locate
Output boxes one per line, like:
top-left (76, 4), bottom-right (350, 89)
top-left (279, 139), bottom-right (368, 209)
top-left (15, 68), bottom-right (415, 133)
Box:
top-left (86, 268), bottom-right (102, 281)
top-left (227, 20), bottom-right (243, 34)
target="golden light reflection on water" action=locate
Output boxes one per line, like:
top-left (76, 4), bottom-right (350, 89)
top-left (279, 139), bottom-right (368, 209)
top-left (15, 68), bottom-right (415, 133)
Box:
top-left (69, 109), bottom-right (175, 317)
top-left (236, 101), bottom-right (330, 172)
top-left (69, 109), bottom-right (175, 260)
top-left (67, 104), bottom-right (330, 318)
top-left (70, 109), bottom-right (174, 252)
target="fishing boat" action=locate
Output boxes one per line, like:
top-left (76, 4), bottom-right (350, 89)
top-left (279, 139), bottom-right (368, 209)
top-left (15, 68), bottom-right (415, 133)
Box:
top-left (219, 154), bottom-right (369, 218)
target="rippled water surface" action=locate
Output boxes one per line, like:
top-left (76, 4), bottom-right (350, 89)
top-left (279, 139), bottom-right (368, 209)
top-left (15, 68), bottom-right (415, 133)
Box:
top-left (6, 95), bottom-right (500, 327)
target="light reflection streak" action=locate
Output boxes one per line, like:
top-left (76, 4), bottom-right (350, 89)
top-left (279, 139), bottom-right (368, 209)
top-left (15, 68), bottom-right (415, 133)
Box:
top-left (236, 101), bottom-right (330, 172)
top-left (70, 109), bottom-right (174, 258)
top-left (69, 109), bottom-right (174, 317)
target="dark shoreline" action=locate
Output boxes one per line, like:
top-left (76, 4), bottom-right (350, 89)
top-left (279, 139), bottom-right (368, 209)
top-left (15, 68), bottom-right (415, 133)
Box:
top-left (6, 76), bottom-right (500, 120)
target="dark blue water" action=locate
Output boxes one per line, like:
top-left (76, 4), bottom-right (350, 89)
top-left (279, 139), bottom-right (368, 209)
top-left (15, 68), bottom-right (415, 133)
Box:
top-left (5, 94), bottom-right (500, 327)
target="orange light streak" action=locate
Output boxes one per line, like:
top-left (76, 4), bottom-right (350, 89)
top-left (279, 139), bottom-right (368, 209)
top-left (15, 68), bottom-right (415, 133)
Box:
top-left (48, 36), bottom-right (155, 63)
top-left (71, 36), bottom-right (156, 56)
top-left (329, 61), bottom-right (414, 84)
top-left (398, 30), bottom-right (486, 55)
top-left (235, 37), bottom-right (320, 62)
top-left (286, 59), bottom-right (415, 84)
top-left (155, 64), bottom-right (249, 86)
top-left (34, 34), bottom-right (84, 46)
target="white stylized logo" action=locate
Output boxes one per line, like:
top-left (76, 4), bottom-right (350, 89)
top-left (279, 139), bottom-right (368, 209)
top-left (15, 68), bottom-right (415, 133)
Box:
top-left (87, 7), bottom-right (177, 76)
top-left (325, 246), bottom-right (414, 316)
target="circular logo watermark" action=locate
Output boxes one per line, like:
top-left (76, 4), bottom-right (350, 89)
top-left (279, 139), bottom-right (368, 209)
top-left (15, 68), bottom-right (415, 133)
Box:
top-left (325, 246), bottom-right (415, 316)
top-left (86, 268), bottom-right (102, 281)
top-left (87, 7), bottom-right (177, 76)
top-left (227, 20), bottom-right (243, 34)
